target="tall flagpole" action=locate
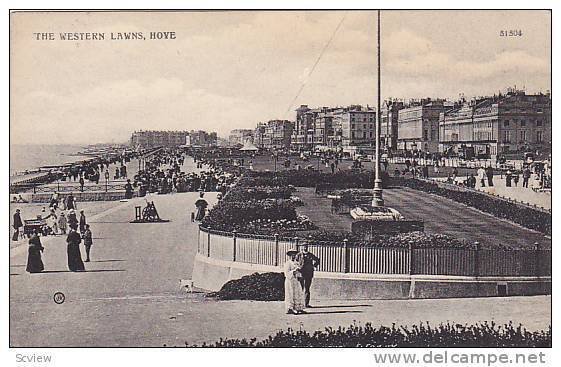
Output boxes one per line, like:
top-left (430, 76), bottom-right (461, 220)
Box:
top-left (372, 9), bottom-right (384, 207)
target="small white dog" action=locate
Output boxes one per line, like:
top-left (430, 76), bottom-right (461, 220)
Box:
top-left (179, 279), bottom-right (194, 293)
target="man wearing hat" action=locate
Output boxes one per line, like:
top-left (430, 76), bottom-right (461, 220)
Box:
top-left (12, 208), bottom-right (23, 241)
top-left (295, 243), bottom-right (320, 308)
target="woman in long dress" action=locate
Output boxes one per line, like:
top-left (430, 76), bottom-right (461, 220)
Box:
top-left (194, 192), bottom-right (208, 221)
top-left (26, 230), bottom-right (44, 273)
top-left (66, 226), bottom-right (85, 272)
top-left (284, 250), bottom-right (305, 315)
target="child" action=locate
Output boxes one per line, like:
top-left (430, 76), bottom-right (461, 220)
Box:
top-left (82, 224), bottom-right (93, 262)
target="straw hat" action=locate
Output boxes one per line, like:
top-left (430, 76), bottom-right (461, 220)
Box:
top-left (286, 250), bottom-right (299, 257)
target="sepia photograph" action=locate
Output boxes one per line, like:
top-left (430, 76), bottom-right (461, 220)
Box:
top-left (7, 6), bottom-right (553, 355)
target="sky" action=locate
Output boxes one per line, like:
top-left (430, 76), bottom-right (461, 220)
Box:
top-left (10, 10), bottom-right (551, 145)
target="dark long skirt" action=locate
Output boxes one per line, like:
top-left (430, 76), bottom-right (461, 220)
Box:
top-left (26, 247), bottom-right (44, 273)
top-left (195, 207), bottom-right (206, 221)
top-left (67, 243), bottom-right (85, 271)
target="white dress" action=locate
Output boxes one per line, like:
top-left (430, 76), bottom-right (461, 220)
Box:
top-left (284, 260), bottom-right (305, 312)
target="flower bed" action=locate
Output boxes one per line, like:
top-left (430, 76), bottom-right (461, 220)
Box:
top-left (305, 230), bottom-right (479, 249)
top-left (202, 199), bottom-right (317, 234)
top-left (190, 322), bottom-right (551, 347)
top-left (225, 186), bottom-right (294, 201)
top-left (206, 272), bottom-right (284, 301)
top-left (390, 177), bottom-right (552, 236)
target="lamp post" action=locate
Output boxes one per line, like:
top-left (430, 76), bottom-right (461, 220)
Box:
top-left (372, 9), bottom-right (384, 207)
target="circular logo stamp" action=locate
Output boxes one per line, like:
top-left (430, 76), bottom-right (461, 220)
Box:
top-left (53, 292), bottom-right (65, 304)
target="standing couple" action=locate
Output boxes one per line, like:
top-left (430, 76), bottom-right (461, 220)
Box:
top-left (284, 244), bottom-right (320, 315)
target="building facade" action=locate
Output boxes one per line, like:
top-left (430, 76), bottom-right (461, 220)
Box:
top-left (261, 120), bottom-right (294, 150)
top-left (439, 90), bottom-right (552, 158)
top-left (253, 123), bottom-right (266, 149)
top-left (397, 99), bottom-right (447, 153)
top-left (190, 130), bottom-right (218, 147)
top-left (380, 100), bottom-right (404, 151)
top-left (130, 130), bottom-right (189, 148)
top-left (228, 129), bottom-right (254, 147)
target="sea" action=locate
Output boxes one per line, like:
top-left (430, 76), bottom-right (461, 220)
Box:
top-left (10, 144), bottom-right (91, 176)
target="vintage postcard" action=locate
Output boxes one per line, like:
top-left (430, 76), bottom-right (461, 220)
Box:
top-left (6, 7), bottom-right (553, 360)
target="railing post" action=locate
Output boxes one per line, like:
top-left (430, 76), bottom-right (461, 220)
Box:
top-left (343, 239), bottom-right (349, 273)
top-left (232, 230), bottom-right (237, 262)
top-left (274, 233), bottom-right (279, 267)
top-left (535, 242), bottom-right (540, 277)
top-left (197, 227), bottom-right (201, 254)
top-left (207, 227), bottom-right (211, 258)
top-left (408, 242), bottom-right (414, 275)
top-left (473, 242), bottom-right (480, 277)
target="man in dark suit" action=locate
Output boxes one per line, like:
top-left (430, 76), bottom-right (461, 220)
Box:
top-left (296, 243), bottom-right (320, 308)
top-left (13, 209), bottom-right (23, 241)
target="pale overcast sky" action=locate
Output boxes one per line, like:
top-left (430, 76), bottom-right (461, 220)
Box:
top-left (10, 10), bottom-right (551, 144)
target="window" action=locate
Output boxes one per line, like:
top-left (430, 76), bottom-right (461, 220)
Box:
top-left (363, 124), bottom-right (367, 129)
top-left (351, 132), bottom-right (355, 139)
top-left (370, 131), bottom-right (373, 138)
top-left (424, 129), bottom-right (429, 140)
top-left (503, 120), bottom-right (509, 127)
top-left (503, 130), bottom-right (511, 143)
top-left (536, 131), bottom-right (543, 143)
top-left (520, 120), bottom-right (526, 127)
top-left (536, 120), bottom-right (543, 127)
top-left (520, 130), bottom-right (527, 141)
top-left (363, 132), bottom-right (367, 139)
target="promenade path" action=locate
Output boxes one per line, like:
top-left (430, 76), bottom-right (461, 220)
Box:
top-left (296, 187), bottom-right (549, 249)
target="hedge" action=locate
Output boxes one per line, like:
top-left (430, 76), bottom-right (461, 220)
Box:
top-left (187, 322), bottom-right (551, 347)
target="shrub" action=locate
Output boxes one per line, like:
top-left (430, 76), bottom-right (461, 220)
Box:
top-left (190, 321), bottom-right (551, 347)
top-left (206, 272), bottom-right (285, 301)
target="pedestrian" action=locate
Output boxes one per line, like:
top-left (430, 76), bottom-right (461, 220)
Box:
top-left (79, 210), bottom-right (87, 235)
top-left (66, 193), bottom-right (76, 210)
top-left (295, 243), bottom-right (320, 308)
top-left (422, 165), bottom-right (429, 179)
top-left (26, 229), bottom-right (44, 273)
top-left (66, 225), bottom-right (85, 272)
top-left (284, 250), bottom-right (305, 315)
top-left (513, 172), bottom-right (520, 187)
top-left (194, 191), bottom-right (208, 221)
top-left (330, 162), bottom-right (335, 174)
top-left (477, 167), bottom-right (486, 187)
top-left (522, 167), bottom-right (531, 188)
top-left (49, 191), bottom-right (59, 209)
top-left (505, 169), bottom-right (512, 187)
top-left (486, 166), bottom-right (494, 187)
top-left (79, 175), bottom-right (85, 192)
top-left (12, 208), bottom-right (23, 241)
top-left (68, 209), bottom-right (78, 230)
top-left (47, 209), bottom-right (58, 235)
top-left (124, 179), bottom-right (134, 199)
top-left (58, 211), bottom-right (68, 235)
top-left (82, 224), bottom-right (93, 262)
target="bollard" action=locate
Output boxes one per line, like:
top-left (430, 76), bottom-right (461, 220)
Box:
top-left (135, 206), bottom-right (141, 221)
